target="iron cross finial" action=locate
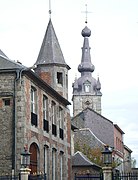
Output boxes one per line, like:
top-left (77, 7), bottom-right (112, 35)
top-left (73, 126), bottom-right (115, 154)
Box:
top-left (82, 4), bottom-right (92, 24)
top-left (49, 0), bottom-right (52, 19)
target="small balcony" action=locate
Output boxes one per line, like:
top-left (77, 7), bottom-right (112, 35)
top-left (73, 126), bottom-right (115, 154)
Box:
top-left (52, 124), bottom-right (57, 136)
top-left (43, 119), bottom-right (49, 132)
top-left (31, 112), bottom-right (37, 126)
top-left (59, 128), bottom-right (64, 140)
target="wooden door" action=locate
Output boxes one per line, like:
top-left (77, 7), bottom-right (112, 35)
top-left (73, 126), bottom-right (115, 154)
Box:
top-left (29, 143), bottom-right (38, 174)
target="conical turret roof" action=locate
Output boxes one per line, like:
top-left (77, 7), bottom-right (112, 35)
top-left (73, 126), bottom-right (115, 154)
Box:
top-left (35, 19), bottom-right (70, 69)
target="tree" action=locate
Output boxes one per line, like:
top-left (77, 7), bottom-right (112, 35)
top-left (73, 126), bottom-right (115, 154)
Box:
top-left (74, 142), bottom-right (103, 166)
top-left (74, 142), bottom-right (120, 168)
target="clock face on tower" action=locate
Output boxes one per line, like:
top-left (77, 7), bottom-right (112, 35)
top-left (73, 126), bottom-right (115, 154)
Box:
top-left (82, 99), bottom-right (93, 109)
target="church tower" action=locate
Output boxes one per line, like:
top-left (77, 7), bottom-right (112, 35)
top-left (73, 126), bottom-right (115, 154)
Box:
top-left (34, 18), bottom-right (70, 100)
top-left (72, 23), bottom-right (102, 116)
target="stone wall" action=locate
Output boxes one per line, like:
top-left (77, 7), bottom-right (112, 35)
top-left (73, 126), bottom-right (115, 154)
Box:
top-left (0, 73), bottom-right (15, 174)
top-left (0, 72), bottom-right (71, 179)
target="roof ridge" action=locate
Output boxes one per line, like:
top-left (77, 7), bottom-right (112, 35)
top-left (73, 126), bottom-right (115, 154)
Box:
top-left (79, 128), bottom-right (105, 145)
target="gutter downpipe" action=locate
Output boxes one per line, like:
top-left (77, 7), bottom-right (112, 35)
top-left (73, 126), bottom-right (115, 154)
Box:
top-left (12, 69), bottom-right (20, 176)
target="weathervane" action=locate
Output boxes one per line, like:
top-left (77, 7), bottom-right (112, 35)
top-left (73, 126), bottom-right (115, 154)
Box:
top-left (82, 4), bottom-right (92, 24)
top-left (49, 0), bottom-right (52, 19)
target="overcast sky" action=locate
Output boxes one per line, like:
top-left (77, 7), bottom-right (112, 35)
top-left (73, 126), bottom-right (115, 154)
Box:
top-left (0, 0), bottom-right (138, 166)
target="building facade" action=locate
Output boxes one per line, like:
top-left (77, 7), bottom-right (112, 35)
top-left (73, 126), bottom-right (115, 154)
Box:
top-left (0, 17), bottom-right (71, 180)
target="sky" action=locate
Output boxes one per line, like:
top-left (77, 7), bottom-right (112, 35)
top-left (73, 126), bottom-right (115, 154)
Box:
top-left (0, 0), bottom-right (138, 166)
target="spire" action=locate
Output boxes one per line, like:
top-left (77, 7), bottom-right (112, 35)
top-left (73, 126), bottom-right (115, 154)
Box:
top-left (96, 76), bottom-right (101, 92)
top-left (78, 25), bottom-right (95, 75)
top-left (35, 19), bottom-right (70, 69)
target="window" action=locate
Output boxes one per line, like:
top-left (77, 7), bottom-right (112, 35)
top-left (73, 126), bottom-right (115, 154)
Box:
top-left (31, 87), bottom-right (37, 126)
top-left (31, 87), bottom-right (37, 113)
top-left (57, 72), bottom-right (63, 85)
top-left (52, 148), bottom-right (57, 180)
top-left (59, 107), bottom-right (64, 139)
top-left (84, 84), bottom-right (90, 92)
top-left (43, 95), bottom-right (48, 120)
top-left (59, 152), bottom-right (64, 180)
top-left (51, 101), bottom-right (57, 136)
top-left (44, 145), bottom-right (49, 178)
top-left (66, 74), bottom-right (68, 89)
top-left (51, 101), bottom-right (56, 124)
top-left (43, 96), bottom-right (49, 132)
top-left (59, 107), bottom-right (63, 129)
top-left (3, 99), bottom-right (10, 106)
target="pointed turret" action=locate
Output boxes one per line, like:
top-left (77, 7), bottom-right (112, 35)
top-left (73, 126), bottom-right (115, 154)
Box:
top-left (35, 19), bottom-right (69, 67)
top-left (72, 23), bottom-right (102, 116)
top-left (34, 18), bottom-right (70, 99)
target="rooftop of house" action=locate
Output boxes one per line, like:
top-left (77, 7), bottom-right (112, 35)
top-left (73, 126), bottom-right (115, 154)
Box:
top-left (72, 151), bottom-right (101, 168)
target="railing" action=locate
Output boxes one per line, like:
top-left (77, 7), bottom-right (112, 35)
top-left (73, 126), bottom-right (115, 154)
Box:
top-left (43, 119), bottom-right (49, 132)
top-left (0, 175), bottom-right (18, 180)
top-left (28, 174), bottom-right (46, 180)
top-left (113, 172), bottom-right (138, 180)
top-left (74, 173), bottom-right (103, 180)
top-left (59, 128), bottom-right (64, 139)
top-left (31, 112), bottom-right (37, 126)
top-left (52, 124), bottom-right (57, 136)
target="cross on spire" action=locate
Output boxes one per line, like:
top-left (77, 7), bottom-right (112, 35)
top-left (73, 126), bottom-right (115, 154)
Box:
top-left (49, 0), bottom-right (52, 19)
top-left (82, 4), bottom-right (92, 24)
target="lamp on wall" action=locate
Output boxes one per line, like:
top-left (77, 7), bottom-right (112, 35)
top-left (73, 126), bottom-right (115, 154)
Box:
top-left (102, 145), bottom-right (112, 166)
top-left (21, 147), bottom-right (31, 168)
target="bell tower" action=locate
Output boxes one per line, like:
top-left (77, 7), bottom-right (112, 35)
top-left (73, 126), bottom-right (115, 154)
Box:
top-left (72, 22), bottom-right (102, 116)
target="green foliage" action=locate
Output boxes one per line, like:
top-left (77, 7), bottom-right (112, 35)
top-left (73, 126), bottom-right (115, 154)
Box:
top-left (74, 142), bottom-right (120, 168)
top-left (74, 142), bottom-right (103, 166)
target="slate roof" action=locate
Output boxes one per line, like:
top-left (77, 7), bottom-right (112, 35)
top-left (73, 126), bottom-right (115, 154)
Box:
top-left (71, 107), bottom-right (114, 147)
top-left (0, 50), bottom-right (25, 70)
top-left (0, 49), bottom-right (71, 106)
top-left (74, 128), bottom-right (105, 148)
top-left (72, 151), bottom-right (101, 168)
top-left (35, 19), bottom-right (70, 69)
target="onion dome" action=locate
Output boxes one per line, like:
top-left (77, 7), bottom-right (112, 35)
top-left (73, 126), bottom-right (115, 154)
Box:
top-left (81, 26), bottom-right (91, 37)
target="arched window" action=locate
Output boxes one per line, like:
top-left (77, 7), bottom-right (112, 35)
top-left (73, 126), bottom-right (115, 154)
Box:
top-left (59, 151), bottom-right (64, 180)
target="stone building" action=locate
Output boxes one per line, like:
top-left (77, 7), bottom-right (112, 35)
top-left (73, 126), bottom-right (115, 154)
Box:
top-left (0, 18), bottom-right (71, 180)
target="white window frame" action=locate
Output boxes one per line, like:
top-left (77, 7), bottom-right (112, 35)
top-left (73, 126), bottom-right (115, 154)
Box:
top-left (51, 101), bottom-right (56, 124)
top-left (84, 84), bottom-right (90, 92)
top-left (52, 149), bottom-right (56, 180)
top-left (60, 152), bottom-right (64, 180)
top-left (44, 145), bottom-right (49, 178)
top-left (31, 87), bottom-right (36, 113)
top-left (59, 107), bottom-right (63, 129)
top-left (43, 95), bottom-right (48, 120)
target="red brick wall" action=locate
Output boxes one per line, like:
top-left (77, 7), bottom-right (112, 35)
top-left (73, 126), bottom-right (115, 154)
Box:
top-left (39, 72), bottom-right (51, 86)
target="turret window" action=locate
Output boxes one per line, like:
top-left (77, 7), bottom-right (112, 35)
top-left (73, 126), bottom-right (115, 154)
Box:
top-left (84, 84), bottom-right (90, 92)
top-left (57, 72), bottom-right (63, 85)
top-left (84, 80), bottom-right (91, 93)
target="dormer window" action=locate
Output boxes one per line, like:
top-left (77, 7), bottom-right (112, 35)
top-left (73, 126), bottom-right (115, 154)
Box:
top-left (84, 84), bottom-right (90, 92)
top-left (84, 81), bottom-right (91, 93)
